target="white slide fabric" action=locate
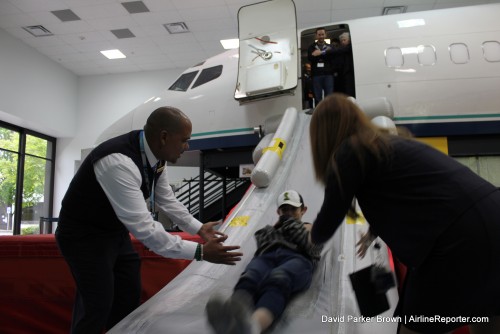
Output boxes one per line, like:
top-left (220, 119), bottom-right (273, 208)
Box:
top-left (251, 107), bottom-right (298, 188)
top-left (109, 111), bottom-right (399, 334)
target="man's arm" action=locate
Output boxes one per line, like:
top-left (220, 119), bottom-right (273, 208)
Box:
top-left (95, 153), bottom-right (199, 259)
top-left (154, 168), bottom-right (203, 235)
top-left (95, 154), bottom-right (242, 264)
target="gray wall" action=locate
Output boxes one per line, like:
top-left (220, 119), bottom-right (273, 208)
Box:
top-left (0, 27), bottom-right (188, 216)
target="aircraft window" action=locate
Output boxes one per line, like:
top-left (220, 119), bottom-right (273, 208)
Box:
top-left (191, 65), bottom-right (223, 89)
top-left (417, 45), bottom-right (436, 66)
top-left (482, 41), bottom-right (500, 62)
top-left (449, 43), bottom-right (470, 64)
top-left (168, 71), bottom-right (199, 91)
top-left (385, 47), bottom-right (404, 67)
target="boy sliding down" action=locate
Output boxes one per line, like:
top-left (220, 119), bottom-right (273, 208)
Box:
top-left (206, 190), bottom-right (323, 334)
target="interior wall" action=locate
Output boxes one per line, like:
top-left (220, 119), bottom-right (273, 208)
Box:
top-left (0, 28), bottom-right (77, 138)
top-left (0, 27), bottom-right (198, 217)
top-left (55, 67), bottom-right (190, 215)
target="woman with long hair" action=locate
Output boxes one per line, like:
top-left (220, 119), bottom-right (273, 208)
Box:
top-left (309, 93), bottom-right (500, 334)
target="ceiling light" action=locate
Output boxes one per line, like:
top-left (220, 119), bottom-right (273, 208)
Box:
top-left (220, 39), bottom-right (239, 49)
top-left (382, 6), bottom-right (407, 15)
top-left (100, 49), bottom-right (126, 59)
top-left (398, 19), bottom-right (426, 28)
top-left (163, 22), bottom-right (189, 34)
top-left (22, 25), bottom-right (53, 37)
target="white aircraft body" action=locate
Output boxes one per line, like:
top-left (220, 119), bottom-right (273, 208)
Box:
top-left (97, 2), bottom-right (500, 149)
top-left (104, 1), bottom-right (500, 333)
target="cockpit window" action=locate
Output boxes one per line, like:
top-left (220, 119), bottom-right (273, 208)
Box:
top-left (191, 65), bottom-right (223, 89)
top-left (168, 71), bottom-right (198, 92)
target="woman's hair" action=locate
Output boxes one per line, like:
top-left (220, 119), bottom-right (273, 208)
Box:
top-left (309, 93), bottom-right (391, 185)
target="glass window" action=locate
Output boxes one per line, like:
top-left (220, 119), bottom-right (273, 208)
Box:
top-left (26, 135), bottom-right (47, 157)
top-left (0, 128), bottom-right (20, 235)
top-left (0, 124), bottom-right (55, 235)
top-left (449, 43), bottom-right (469, 64)
top-left (482, 41), bottom-right (500, 62)
top-left (22, 135), bottom-right (54, 233)
top-left (417, 45), bottom-right (436, 66)
top-left (168, 71), bottom-right (199, 92)
top-left (192, 65), bottom-right (223, 89)
top-left (385, 47), bottom-right (404, 67)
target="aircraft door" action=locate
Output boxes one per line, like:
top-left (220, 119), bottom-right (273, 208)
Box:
top-left (235, 0), bottom-right (298, 102)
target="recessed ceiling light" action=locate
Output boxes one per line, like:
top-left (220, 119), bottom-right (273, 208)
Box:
top-left (398, 19), bottom-right (426, 28)
top-left (163, 22), bottom-right (189, 34)
top-left (382, 6), bottom-right (407, 15)
top-left (100, 49), bottom-right (126, 59)
top-left (22, 25), bottom-right (53, 37)
top-left (220, 39), bottom-right (239, 49)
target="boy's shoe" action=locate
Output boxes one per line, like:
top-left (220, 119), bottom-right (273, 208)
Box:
top-left (228, 291), bottom-right (255, 334)
top-left (206, 291), bottom-right (256, 334)
top-left (206, 295), bottom-right (235, 334)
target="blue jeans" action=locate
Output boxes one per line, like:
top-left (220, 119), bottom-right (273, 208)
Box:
top-left (312, 75), bottom-right (334, 103)
top-left (234, 247), bottom-right (313, 319)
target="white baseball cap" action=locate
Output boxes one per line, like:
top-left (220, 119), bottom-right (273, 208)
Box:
top-left (277, 190), bottom-right (303, 208)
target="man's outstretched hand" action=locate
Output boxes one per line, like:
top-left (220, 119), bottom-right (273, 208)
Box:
top-left (202, 235), bottom-right (242, 265)
top-left (198, 221), bottom-right (226, 241)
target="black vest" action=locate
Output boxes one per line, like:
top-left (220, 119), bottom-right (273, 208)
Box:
top-left (58, 130), bottom-right (162, 237)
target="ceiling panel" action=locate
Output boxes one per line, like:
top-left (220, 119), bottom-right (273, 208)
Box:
top-left (0, 0), bottom-right (498, 75)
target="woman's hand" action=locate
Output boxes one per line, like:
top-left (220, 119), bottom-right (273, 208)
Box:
top-left (356, 229), bottom-right (376, 259)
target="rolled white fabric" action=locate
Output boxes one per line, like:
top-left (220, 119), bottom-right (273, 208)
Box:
top-left (252, 133), bottom-right (274, 164)
top-left (356, 97), bottom-right (394, 119)
top-left (251, 107), bottom-right (298, 188)
top-left (372, 115), bottom-right (398, 135)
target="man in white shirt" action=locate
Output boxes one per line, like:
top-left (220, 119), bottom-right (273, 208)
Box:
top-left (56, 106), bottom-right (243, 334)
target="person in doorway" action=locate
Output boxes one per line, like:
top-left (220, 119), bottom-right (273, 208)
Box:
top-left (309, 93), bottom-right (500, 334)
top-left (326, 32), bottom-right (355, 97)
top-left (302, 62), bottom-right (315, 109)
top-left (336, 32), bottom-right (355, 97)
top-left (307, 27), bottom-right (334, 103)
top-left (56, 106), bottom-right (243, 334)
top-left (206, 190), bottom-right (323, 334)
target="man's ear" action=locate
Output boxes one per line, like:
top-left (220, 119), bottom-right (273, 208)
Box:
top-left (301, 206), bottom-right (308, 215)
top-left (159, 130), bottom-right (169, 145)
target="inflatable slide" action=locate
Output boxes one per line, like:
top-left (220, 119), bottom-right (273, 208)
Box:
top-left (109, 108), bottom-right (399, 334)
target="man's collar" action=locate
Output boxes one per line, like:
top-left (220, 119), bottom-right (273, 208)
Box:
top-left (142, 132), bottom-right (158, 168)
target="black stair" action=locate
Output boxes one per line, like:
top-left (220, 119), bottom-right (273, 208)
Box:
top-left (175, 170), bottom-right (250, 222)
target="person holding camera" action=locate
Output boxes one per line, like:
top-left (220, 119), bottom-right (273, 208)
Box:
top-left (309, 93), bottom-right (500, 334)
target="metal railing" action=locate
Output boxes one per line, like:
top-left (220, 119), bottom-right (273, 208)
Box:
top-left (175, 170), bottom-right (249, 218)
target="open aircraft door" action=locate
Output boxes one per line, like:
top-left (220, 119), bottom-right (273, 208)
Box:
top-left (235, 0), bottom-right (298, 102)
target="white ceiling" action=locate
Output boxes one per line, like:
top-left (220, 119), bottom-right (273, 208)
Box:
top-left (1, 0), bottom-right (499, 76)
